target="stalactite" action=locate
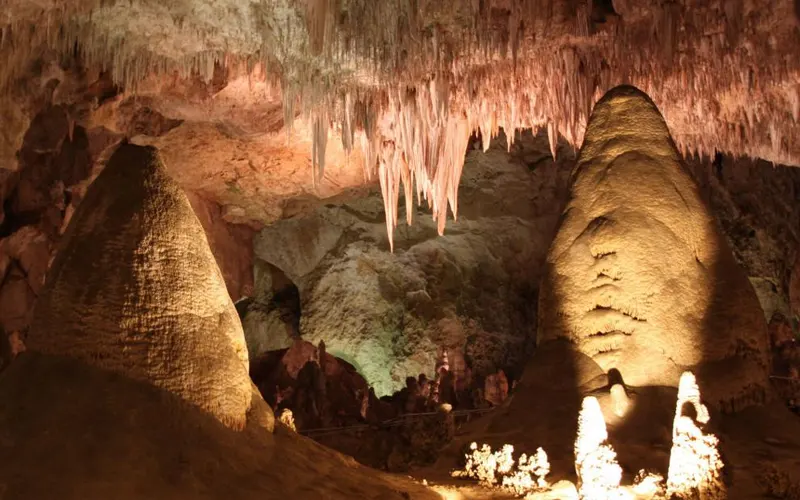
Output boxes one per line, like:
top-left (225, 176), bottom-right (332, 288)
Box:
top-left (312, 111), bottom-right (328, 186)
top-left (1, 0), bottom-right (797, 247)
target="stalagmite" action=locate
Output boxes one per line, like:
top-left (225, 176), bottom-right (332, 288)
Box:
top-left (26, 144), bottom-right (254, 430)
top-left (574, 397), bottom-right (623, 499)
top-left (610, 384), bottom-right (629, 418)
top-left (538, 85), bottom-right (771, 413)
top-left (452, 442), bottom-right (552, 496)
top-left (666, 372), bottom-right (726, 499)
top-left (280, 408), bottom-right (298, 431)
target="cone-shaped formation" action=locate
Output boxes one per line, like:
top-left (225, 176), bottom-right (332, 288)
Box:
top-left (666, 372), bottom-right (726, 498)
top-left (539, 85), bottom-right (770, 413)
top-left (26, 144), bottom-right (252, 429)
top-left (574, 396), bottom-right (623, 499)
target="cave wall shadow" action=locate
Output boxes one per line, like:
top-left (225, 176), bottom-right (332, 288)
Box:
top-left (477, 200), bottom-right (586, 483)
top-left (688, 154), bottom-right (776, 489)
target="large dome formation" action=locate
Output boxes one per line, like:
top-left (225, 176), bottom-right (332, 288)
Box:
top-left (26, 143), bottom-right (253, 429)
top-left (539, 85), bottom-right (771, 413)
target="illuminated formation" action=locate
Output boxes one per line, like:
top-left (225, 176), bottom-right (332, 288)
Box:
top-left (25, 144), bottom-right (254, 430)
top-left (574, 397), bottom-right (623, 499)
top-left (279, 408), bottom-right (297, 432)
top-left (452, 442), bottom-right (550, 496)
top-left (666, 372), bottom-right (726, 499)
top-left (610, 384), bottom-right (630, 418)
top-left (632, 471), bottom-right (666, 497)
top-left (538, 85), bottom-right (770, 413)
top-left (453, 372), bottom-right (728, 499)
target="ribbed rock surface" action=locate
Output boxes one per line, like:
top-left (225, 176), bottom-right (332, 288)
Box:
top-left (539, 85), bottom-right (771, 413)
top-left (26, 143), bottom-right (252, 429)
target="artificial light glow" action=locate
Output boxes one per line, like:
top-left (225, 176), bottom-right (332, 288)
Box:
top-left (574, 397), bottom-right (624, 499)
top-left (666, 372), bottom-right (725, 498)
top-left (451, 442), bottom-right (550, 497)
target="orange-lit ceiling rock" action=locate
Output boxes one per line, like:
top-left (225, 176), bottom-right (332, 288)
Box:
top-left (2, 0), bottom-right (799, 245)
top-left (89, 70), bottom-right (369, 226)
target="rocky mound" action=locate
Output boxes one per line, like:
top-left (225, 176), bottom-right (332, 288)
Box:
top-left (25, 143), bottom-right (252, 429)
top-left (0, 143), bottom-right (439, 499)
top-left (0, 353), bottom-right (437, 500)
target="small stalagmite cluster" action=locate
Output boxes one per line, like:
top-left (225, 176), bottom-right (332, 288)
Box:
top-left (451, 442), bottom-right (552, 497)
top-left (453, 371), bottom-right (724, 499)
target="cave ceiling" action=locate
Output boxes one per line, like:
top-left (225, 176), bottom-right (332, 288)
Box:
top-left (1, 0), bottom-right (798, 243)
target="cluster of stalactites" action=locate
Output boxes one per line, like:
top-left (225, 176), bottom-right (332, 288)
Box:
top-left (2, 0), bottom-right (798, 247)
top-left (0, 5), bottom-right (236, 94)
top-left (292, 0), bottom-right (800, 249)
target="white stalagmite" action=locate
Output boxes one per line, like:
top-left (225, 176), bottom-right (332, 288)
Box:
top-left (452, 442), bottom-right (551, 496)
top-left (574, 397), bottom-right (624, 500)
top-left (666, 372), bottom-right (726, 499)
top-left (279, 408), bottom-right (297, 431)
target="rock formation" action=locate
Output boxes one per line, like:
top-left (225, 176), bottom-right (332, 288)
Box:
top-left (432, 88), bottom-right (799, 494)
top-left (452, 442), bottom-right (552, 496)
top-left (0, 100), bottom-right (258, 377)
top-left (250, 339), bottom-right (371, 431)
top-left (185, 191), bottom-right (255, 302)
top-left (26, 143), bottom-right (253, 429)
top-left (574, 397), bottom-right (623, 499)
top-left (240, 259), bottom-right (302, 357)
top-left (539, 85), bottom-right (771, 413)
top-left (683, 154), bottom-right (800, 330)
top-left (252, 131), bottom-right (571, 396)
top-left (0, 142), bottom-right (440, 500)
top-left (666, 372), bottom-right (726, 499)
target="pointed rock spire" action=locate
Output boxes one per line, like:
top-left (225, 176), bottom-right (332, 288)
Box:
top-left (27, 144), bottom-right (253, 430)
